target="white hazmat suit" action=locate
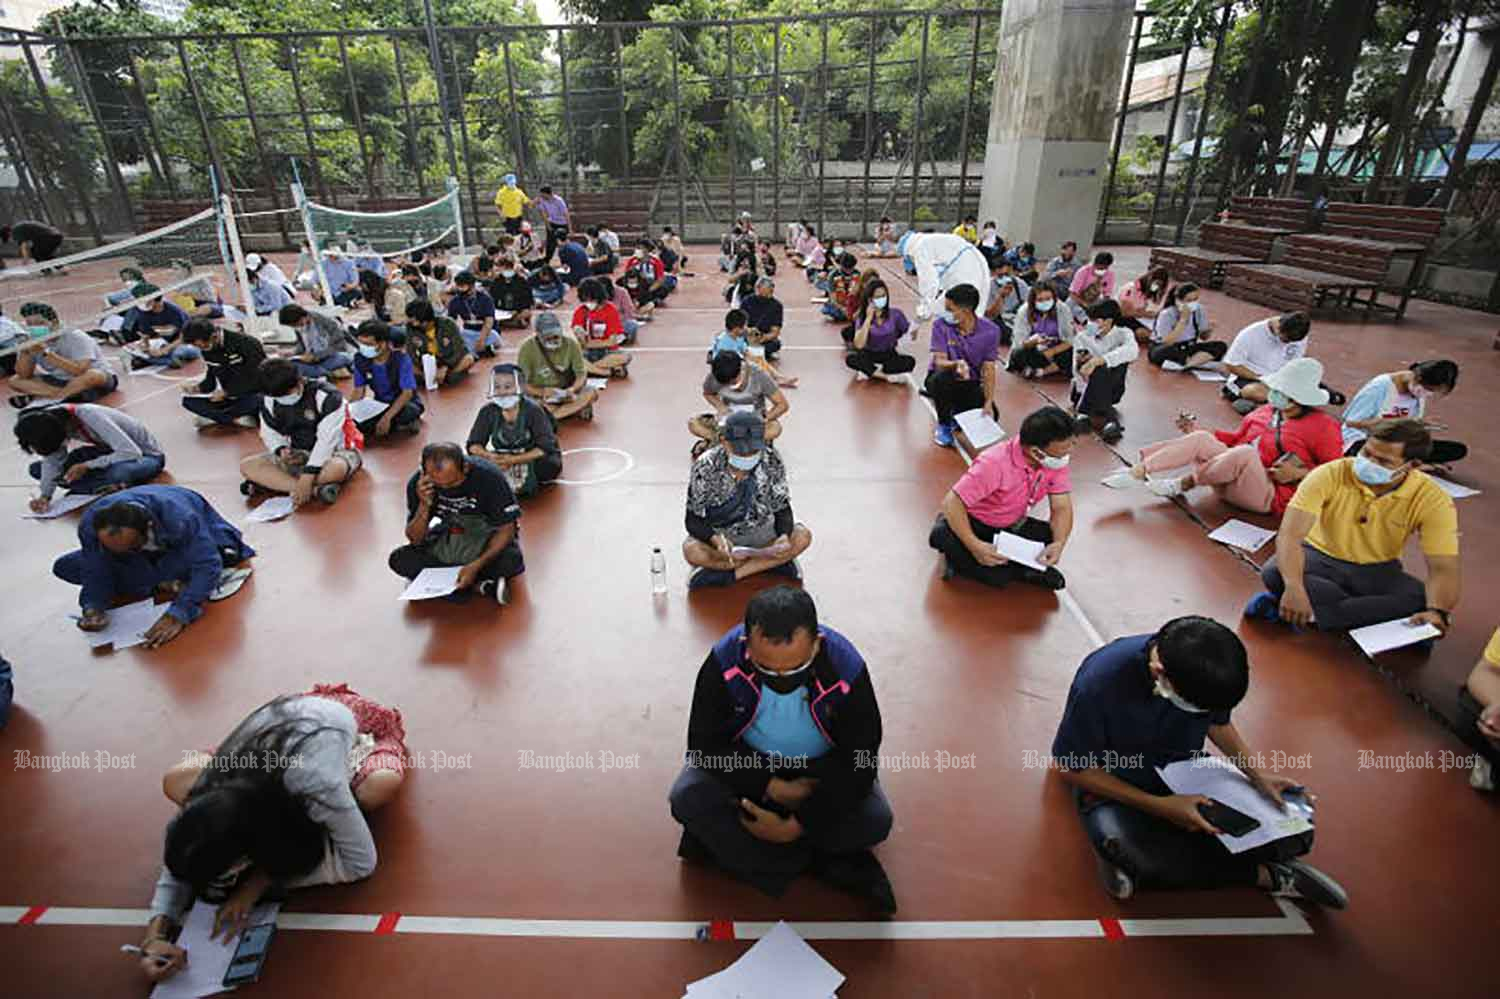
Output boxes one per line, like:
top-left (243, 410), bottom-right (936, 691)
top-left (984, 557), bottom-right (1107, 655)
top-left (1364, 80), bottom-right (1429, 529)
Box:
top-left (899, 232), bottom-right (992, 321)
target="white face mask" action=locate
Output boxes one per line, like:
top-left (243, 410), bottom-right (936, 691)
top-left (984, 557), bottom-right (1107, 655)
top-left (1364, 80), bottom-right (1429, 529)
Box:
top-left (496, 393), bottom-right (520, 409)
top-left (1152, 673), bottom-right (1209, 714)
top-left (941, 308), bottom-right (957, 325)
top-left (272, 389), bottom-right (302, 407)
top-left (358, 343), bottom-right (379, 358)
top-left (1035, 299), bottom-right (1055, 313)
top-left (1034, 449), bottom-right (1070, 470)
top-left (727, 451), bottom-right (761, 471)
top-left (872, 296), bottom-right (888, 310)
top-left (501, 271), bottom-right (516, 279)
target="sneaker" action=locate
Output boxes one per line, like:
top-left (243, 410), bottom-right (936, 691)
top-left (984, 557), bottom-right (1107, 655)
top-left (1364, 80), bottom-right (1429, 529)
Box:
top-left (128, 352), bottom-right (152, 371)
top-left (8, 394), bottom-right (35, 410)
top-left (1099, 421), bottom-right (1124, 444)
top-left (1101, 469), bottom-right (1142, 490)
top-left (476, 577), bottom-right (511, 605)
top-left (1146, 476), bottom-right (1184, 498)
top-left (1020, 566), bottom-right (1066, 590)
top-left (1265, 859), bottom-right (1348, 910)
top-left (1231, 398), bottom-right (1257, 415)
top-left (1094, 852), bottom-right (1135, 901)
top-left (316, 483), bottom-right (342, 505)
top-left (687, 567), bottom-right (735, 590)
top-left (1243, 590), bottom-right (1282, 621)
top-left (768, 559), bottom-right (802, 582)
top-left (810, 849), bottom-right (897, 916)
top-left (210, 566), bottom-right (253, 601)
top-left (1470, 757), bottom-right (1495, 792)
top-left (234, 414), bottom-right (258, 429)
top-left (1160, 360), bottom-right (1185, 372)
top-left (933, 422), bottom-right (955, 448)
top-left (192, 415), bottom-right (216, 429)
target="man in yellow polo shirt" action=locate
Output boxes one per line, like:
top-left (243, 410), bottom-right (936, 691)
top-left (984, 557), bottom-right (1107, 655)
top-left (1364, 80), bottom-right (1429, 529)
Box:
top-left (1461, 627), bottom-right (1499, 791)
top-left (1246, 418), bottom-right (1460, 635)
top-left (495, 173), bottom-right (530, 236)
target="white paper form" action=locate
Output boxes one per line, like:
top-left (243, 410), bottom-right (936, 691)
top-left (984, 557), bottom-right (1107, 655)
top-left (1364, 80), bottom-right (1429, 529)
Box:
top-left (685, 921), bottom-right (844, 998)
top-left (1349, 617), bottom-right (1442, 657)
top-left (1157, 757), bottom-right (1314, 854)
top-left (1206, 518), bottom-right (1276, 552)
top-left (150, 899), bottom-right (282, 999)
top-left (399, 566), bottom-right (463, 601)
top-left (346, 397), bottom-right (389, 423)
top-left (244, 496), bottom-right (295, 523)
top-left (993, 531), bottom-right (1047, 571)
top-left (953, 408), bottom-right (1004, 450)
top-left (21, 493), bottom-right (98, 519)
top-left (1429, 476), bottom-right (1480, 500)
top-left (81, 598), bottom-right (164, 651)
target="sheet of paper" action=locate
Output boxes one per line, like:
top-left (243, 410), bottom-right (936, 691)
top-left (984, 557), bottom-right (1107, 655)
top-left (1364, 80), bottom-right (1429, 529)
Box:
top-left (22, 492), bottom-right (98, 519)
top-left (993, 531), bottom-right (1047, 571)
top-left (399, 565), bottom-right (463, 601)
top-left (1206, 518), bottom-right (1276, 552)
top-left (1157, 757), bottom-right (1314, 855)
top-left (150, 899), bottom-right (282, 999)
top-left (100, 314), bottom-right (125, 332)
top-left (1191, 370), bottom-right (1228, 382)
top-left (346, 397), bottom-right (389, 422)
top-left (685, 921), bottom-right (845, 999)
top-left (586, 377), bottom-right (609, 390)
top-left (82, 598), bottom-right (163, 651)
top-left (1429, 475), bottom-right (1480, 499)
top-left (1349, 617), bottom-right (1442, 657)
top-left (245, 496), bottom-right (295, 523)
top-left (732, 541), bottom-right (792, 561)
top-left (953, 408), bottom-right (1004, 450)
top-left (496, 309), bottom-right (515, 321)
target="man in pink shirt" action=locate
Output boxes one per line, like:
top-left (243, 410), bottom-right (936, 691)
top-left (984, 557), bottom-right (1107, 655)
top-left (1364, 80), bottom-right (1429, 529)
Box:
top-left (1069, 251), bottom-right (1116, 306)
top-left (929, 406), bottom-right (1077, 589)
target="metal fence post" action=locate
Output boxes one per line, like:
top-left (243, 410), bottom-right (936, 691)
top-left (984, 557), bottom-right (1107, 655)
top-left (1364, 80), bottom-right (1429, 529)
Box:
top-left (671, 27), bottom-right (687, 236)
top-left (422, 0), bottom-right (462, 188)
top-left (285, 39), bottom-right (330, 204)
top-left (1174, 3), bottom-right (1232, 246)
top-left (501, 37), bottom-right (527, 184)
top-left (231, 38), bottom-right (290, 246)
top-left (126, 49), bottom-right (178, 200)
top-left (0, 95), bottom-right (51, 224)
top-left (727, 23), bottom-right (736, 222)
top-left (559, 28), bottom-right (576, 188)
top-left (174, 38), bottom-right (229, 208)
top-left (772, 21), bottom-right (781, 234)
top-left (63, 39), bottom-right (133, 229)
top-left (337, 36), bottom-right (377, 199)
top-left (907, 15), bottom-right (930, 228)
top-left (817, 19), bottom-right (830, 234)
top-left (1144, 35), bottom-right (1193, 244)
top-left (390, 36), bottom-right (429, 199)
top-left (614, 26), bottom-right (631, 184)
top-left (957, 13), bottom-right (984, 222)
top-left (20, 38), bottom-right (102, 241)
top-left (1099, 13), bottom-right (1144, 238)
top-left (861, 15), bottom-right (878, 241)
top-left (448, 37), bottom-right (484, 247)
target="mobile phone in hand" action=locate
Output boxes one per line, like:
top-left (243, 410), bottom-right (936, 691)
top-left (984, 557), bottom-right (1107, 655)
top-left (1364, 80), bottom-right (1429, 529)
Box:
top-left (1198, 800), bottom-right (1261, 837)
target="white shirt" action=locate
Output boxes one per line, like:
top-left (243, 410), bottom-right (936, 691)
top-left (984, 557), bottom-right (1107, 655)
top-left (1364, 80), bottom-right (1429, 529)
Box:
top-left (1223, 319), bottom-right (1306, 377)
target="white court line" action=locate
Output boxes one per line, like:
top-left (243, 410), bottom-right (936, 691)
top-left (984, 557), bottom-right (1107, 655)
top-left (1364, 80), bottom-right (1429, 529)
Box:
top-left (555, 447), bottom-right (636, 486)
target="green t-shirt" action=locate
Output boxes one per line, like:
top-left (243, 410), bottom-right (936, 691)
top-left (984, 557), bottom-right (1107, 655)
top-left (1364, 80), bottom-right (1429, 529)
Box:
top-left (517, 334), bottom-right (586, 389)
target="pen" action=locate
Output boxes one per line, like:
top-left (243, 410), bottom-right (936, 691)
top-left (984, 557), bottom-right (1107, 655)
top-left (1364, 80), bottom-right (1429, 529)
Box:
top-left (119, 943), bottom-right (174, 967)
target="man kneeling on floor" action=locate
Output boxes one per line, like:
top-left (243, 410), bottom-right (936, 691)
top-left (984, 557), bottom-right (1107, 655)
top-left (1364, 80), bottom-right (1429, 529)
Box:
top-left (1052, 615), bottom-right (1347, 909)
top-left (389, 442), bottom-right (524, 604)
top-left (684, 411), bottom-right (812, 589)
top-left (54, 485), bottom-right (255, 648)
top-left (17, 403), bottom-right (165, 511)
top-left (669, 586), bottom-right (896, 912)
top-left (929, 405), bottom-right (1075, 590)
top-left (240, 360), bottom-right (362, 507)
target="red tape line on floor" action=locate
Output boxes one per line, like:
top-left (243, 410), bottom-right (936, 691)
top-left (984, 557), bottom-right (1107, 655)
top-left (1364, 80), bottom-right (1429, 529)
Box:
top-left (373, 912), bottom-right (402, 935)
top-left (17, 906), bottom-right (47, 926)
top-left (1099, 918), bottom-right (1125, 940)
top-left (707, 919), bottom-right (735, 941)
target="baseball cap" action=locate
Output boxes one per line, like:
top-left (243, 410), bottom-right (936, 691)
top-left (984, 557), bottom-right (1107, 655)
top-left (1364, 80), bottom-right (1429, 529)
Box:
top-left (721, 410), bottom-right (766, 453)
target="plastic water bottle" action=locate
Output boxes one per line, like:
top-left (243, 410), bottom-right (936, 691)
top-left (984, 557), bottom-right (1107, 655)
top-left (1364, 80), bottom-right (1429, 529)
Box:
top-left (650, 547), bottom-right (668, 595)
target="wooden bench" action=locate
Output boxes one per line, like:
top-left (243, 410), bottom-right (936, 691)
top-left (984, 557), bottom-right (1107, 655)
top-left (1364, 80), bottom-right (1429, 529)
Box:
top-left (136, 201), bottom-right (213, 231)
top-left (1151, 196), bottom-right (1311, 288)
top-left (568, 192), bottom-right (652, 243)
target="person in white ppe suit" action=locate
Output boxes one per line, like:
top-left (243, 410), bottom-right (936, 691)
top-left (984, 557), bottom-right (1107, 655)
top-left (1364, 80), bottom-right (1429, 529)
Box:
top-left (899, 231), bottom-right (992, 322)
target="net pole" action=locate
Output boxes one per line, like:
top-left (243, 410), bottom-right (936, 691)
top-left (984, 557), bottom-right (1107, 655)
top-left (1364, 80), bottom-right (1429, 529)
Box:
top-left (292, 179), bottom-right (336, 309)
top-left (448, 176), bottom-right (467, 258)
top-left (219, 191), bottom-right (255, 319)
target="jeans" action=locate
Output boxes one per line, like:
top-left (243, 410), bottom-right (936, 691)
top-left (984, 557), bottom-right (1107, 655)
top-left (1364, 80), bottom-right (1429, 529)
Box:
top-left (294, 353), bottom-right (354, 379)
top-left (30, 448), bottom-right (166, 496)
top-left (622, 319), bottom-right (639, 344)
top-left (183, 393), bottom-right (262, 425)
top-left (822, 303), bottom-right (847, 321)
top-left (388, 540), bottom-right (524, 582)
top-left (846, 348), bottom-right (915, 377)
top-left (668, 764), bottom-right (893, 897)
top-left (923, 368), bottom-right (986, 426)
top-left (138, 344), bottom-right (202, 368)
top-left (929, 512), bottom-right (1057, 588)
top-left (458, 325), bottom-right (503, 355)
top-left (533, 284), bottom-right (564, 306)
top-left (1261, 543), bottom-right (1426, 632)
top-left (1073, 770), bottom-right (1311, 890)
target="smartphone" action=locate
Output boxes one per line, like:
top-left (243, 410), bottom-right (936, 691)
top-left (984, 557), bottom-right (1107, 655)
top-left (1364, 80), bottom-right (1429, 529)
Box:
top-left (222, 922), bottom-right (276, 988)
top-left (1198, 800), bottom-right (1261, 837)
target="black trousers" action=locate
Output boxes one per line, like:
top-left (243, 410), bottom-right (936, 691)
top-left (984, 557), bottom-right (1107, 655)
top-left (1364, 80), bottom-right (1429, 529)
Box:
top-left (846, 348), bottom-right (915, 377)
top-left (30, 230), bottom-right (65, 262)
top-left (182, 393), bottom-right (262, 425)
top-left (1008, 344), bottom-right (1072, 373)
top-left (355, 397), bottom-right (424, 437)
top-left (928, 512), bottom-right (1056, 588)
top-left (1148, 340), bottom-right (1228, 366)
top-left (923, 368), bottom-right (986, 425)
top-left (1072, 363), bottom-right (1128, 418)
top-left (388, 540), bottom-right (525, 582)
top-left (1343, 437), bottom-right (1466, 465)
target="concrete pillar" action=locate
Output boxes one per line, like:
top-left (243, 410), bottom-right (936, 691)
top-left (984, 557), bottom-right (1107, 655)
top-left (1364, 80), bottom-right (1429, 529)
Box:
top-left (978, 0), bottom-right (1136, 256)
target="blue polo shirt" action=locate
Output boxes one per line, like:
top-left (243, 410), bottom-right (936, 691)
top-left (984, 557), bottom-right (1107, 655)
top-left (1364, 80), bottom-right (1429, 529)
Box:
top-left (557, 241), bottom-right (590, 285)
top-left (323, 255), bottom-right (357, 290)
top-left (1051, 634), bottom-right (1231, 775)
top-left (353, 350), bottom-right (418, 402)
top-left (123, 301), bottom-right (189, 339)
top-left (447, 289), bottom-right (496, 329)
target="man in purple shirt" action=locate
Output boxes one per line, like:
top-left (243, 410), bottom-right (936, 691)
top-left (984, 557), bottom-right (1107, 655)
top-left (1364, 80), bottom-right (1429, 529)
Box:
top-left (536, 186), bottom-right (571, 262)
top-left (923, 283), bottom-right (1000, 448)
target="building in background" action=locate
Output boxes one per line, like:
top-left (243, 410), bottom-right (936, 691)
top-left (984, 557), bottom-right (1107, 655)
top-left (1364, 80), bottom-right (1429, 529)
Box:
top-left (0, 0), bottom-right (73, 33)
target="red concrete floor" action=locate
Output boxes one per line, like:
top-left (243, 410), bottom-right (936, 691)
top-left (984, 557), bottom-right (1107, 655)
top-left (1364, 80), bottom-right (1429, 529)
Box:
top-left (0, 243), bottom-right (1496, 997)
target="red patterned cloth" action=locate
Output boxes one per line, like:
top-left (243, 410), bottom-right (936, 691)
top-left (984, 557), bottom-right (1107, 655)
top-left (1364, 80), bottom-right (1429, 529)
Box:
top-left (306, 683), bottom-right (409, 788)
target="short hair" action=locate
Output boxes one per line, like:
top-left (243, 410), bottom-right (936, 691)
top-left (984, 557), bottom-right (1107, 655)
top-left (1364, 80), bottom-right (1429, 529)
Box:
top-left (756, 275), bottom-right (775, 289)
top-left (405, 299), bottom-right (436, 324)
top-left (474, 255), bottom-right (493, 272)
top-left (93, 499), bottom-right (152, 535)
top-left (278, 303), bottom-right (308, 326)
top-left (14, 407), bottom-right (68, 455)
top-left (710, 350), bottom-right (743, 384)
top-left (539, 185), bottom-right (553, 194)
top-left (18, 301), bottom-right (57, 322)
top-left (1169, 282), bottom-right (1199, 306)
top-left (1017, 405), bottom-right (1076, 448)
top-left (420, 441), bottom-right (466, 471)
top-left (1021, 242), bottom-right (1035, 254)
top-left (453, 270), bottom-right (476, 286)
top-left (725, 308), bottom-right (748, 330)
top-left (838, 252), bottom-right (857, 269)
top-left (577, 277), bottom-right (605, 303)
top-left (1087, 299), bottom-right (1123, 323)
top-left (356, 319), bottom-right (394, 343)
top-left (1093, 251), bottom-right (1113, 267)
top-left (259, 359), bottom-right (300, 396)
top-left (1060, 240), bottom-right (1078, 251)
top-left (1409, 359), bottom-right (1458, 391)
top-left (745, 585), bottom-right (819, 644)
top-left (1278, 312), bottom-right (1311, 341)
top-left (1151, 615), bottom-right (1250, 712)
top-left (432, 265), bottom-right (448, 281)
top-left (401, 263), bottom-right (421, 278)
top-left (1368, 418), bottom-right (1432, 461)
top-left (181, 318), bottom-right (218, 344)
top-left (944, 283), bottom-right (981, 311)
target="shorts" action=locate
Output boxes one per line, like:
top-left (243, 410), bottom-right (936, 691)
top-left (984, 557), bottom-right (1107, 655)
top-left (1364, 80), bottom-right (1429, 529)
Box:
top-left (305, 683), bottom-right (409, 787)
top-left (272, 446), bottom-right (363, 477)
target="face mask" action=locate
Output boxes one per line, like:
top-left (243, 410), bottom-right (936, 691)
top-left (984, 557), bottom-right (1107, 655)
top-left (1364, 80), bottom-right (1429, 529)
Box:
top-left (1410, 383), bottom-right (1433, 400)
top-left (358, 343), bottom-right (379, 358)
top-left (727, 451), bottom-right (761, 471)
top-left (1267, 389), bottom-right (1292, 411)
top-left (1035, 299), bottom-right (1055, 313)
top-left (940, 308), bottom-right (957, 325)
top-left (1150, 283), bottom-right (1162, 294)
top-left (1354, 455), bottom-right (1400, 486)
top-left (501, 271), bottom-right (515, 279)
top-left (872, 296), bottom-right (888, 310)
top-left (1153, 674), bottom-right (1209, 714)
top-left (496, 393), bottom-right (520, 408)
top-left (747, 344), bottom-right (766, 358)
top-left (1034, 449), bottom-right (1070, 470)
top-left (756, 658), bottom-right (814, 695)
top-left (542, 337), bottom-right (564, 350)
top-left (27, 325), bottom-right (50, 338)
top-left (272, 390), bottom-right (302, 407)
top-left (1188, 300), bottom-right (1202, 313)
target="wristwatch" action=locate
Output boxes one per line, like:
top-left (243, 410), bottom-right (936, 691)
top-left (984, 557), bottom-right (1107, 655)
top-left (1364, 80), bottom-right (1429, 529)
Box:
top-left (1426, 607), bottom-right (1452, 627)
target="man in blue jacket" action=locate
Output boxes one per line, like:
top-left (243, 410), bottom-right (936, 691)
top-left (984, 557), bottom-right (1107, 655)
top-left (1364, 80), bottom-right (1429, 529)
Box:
top-left (53, 485), bottom-right (255, 648)
top-left (668, 586), bottom-right (896, 913)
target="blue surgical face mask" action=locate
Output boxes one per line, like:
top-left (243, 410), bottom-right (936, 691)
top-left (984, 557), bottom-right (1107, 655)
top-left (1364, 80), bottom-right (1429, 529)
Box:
top-left (496, 393), bottom-right (520, 409)
top-left (501, 270), bottom-right (516, 279)
top-left (727, 451), bottom-right (762, 471)
top-left (1354, 455), bottom-right (1400, 486)
top-left (272, 389), bottom-right (302, 407)
top-left (1035, 299), bottom-right (1055, 313)
top-left (358, 343), bottom-right (379, 358)
top-left (1267, 389), bottom-right (1292, 411)
top-left (872, 296), bottom-right (888, 310)
top-left (940, 308), bottom-right (957, 325)
top-left (27, 325), bottom-right (50, 338)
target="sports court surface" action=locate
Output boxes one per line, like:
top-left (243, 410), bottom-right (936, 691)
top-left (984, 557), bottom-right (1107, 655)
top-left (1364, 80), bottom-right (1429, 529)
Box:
top-left (0, 244), bottom-right (1495, 997)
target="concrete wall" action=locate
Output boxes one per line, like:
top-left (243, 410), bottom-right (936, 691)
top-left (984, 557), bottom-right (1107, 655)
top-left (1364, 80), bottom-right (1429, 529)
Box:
top-left (978, 0), bottom-right (1136, 256)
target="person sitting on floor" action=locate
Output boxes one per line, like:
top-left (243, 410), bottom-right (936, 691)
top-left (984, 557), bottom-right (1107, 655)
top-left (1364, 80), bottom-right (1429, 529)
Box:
top-left (178, 320), bottom-right (265, 431)
top-left (571, 277), bottom-right (633, 379)
top-left (1052, 615), bottom-right (1347, 908)
top-left (350, 320), bottom-right (424, 440)
top-left (1460, 627), bottom-right (1500, 793)
top-left (466, 363), bottom-right (562, 499)
top-left (1005, 241), bottom-right (1039, 282)
top-left (1246, 418), bottom-right (1460, 637)
top-left (247, 264), bottom-right (293, 317)
top-left (556, 233), bottom-right (593, 292)
top-left (1070, 299), bottom-right (1136, 444)
top-left (118, 288), bottom-right (197, 369)
top-left (240, 359), bottom-right (361, 507)
top-left (529, 263), bottom-right (566, 309)
top-left (322, 247), bottom-right (362, 307)
top-left (684, 411), bottom-right (812, 589)
top-left (1006, 284), bottom-right (1074, 380)
top-left (819, 253), bottom-right (860, 323)
top-left (709, 308), bottom-right (753, 359)
top-left (846, 280), bottom-right (915, 381)
top-left (1340, 359), bottom-right (1465, 465)
top-left (54, 485), bottom-right (254, 649)
top-left (597, 275), bottom-right (639, 344)
top-left (7, 302), bottom-right (118, 409)
top-left (106, 266), bottom-right (146, 306)
top-left (488, 255), bottom-right (535, 330)
top-left (17, 404), bottom-right (165, 512)
top-left (516, 312), bottom-right (597, 422)
top-left (1068, 251), bottom-right (1115, 307)
top-left (1221, 312), bottom-right (1311, 415)
top-left (983, 257), bottom-right (1030, 344)
top-left (446, 271), bottom-right (500, 357)
top-left (626, 239), bottom-right (673, 306)
top-left (1118, 266), bottom-right (1170, 342)
top-left (1042, 240), bottom-right (1080, 300)
top-left (1148, 283), bottom-right (1226, 369)
top-left (390, 442), bottom-right (524, 605)
top-left (691, 351), bottom-right (789, 456)
top-left (924, 283), bottom-right (1001, 449)
top-left (137, 687), bottom-right (406, 984)
top-left (404, 299), bottom-right (473, 388)
top-left (1102, 358), bottom-right (1344, 516)
top-left (278, 303), bottom-right (354, 381)
top-left (928, 404), bottom-right (1075, 591)
top-left (669, 585), bottom-right (896, 912)
top-left (873, 216), bottom-right (898, 257)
